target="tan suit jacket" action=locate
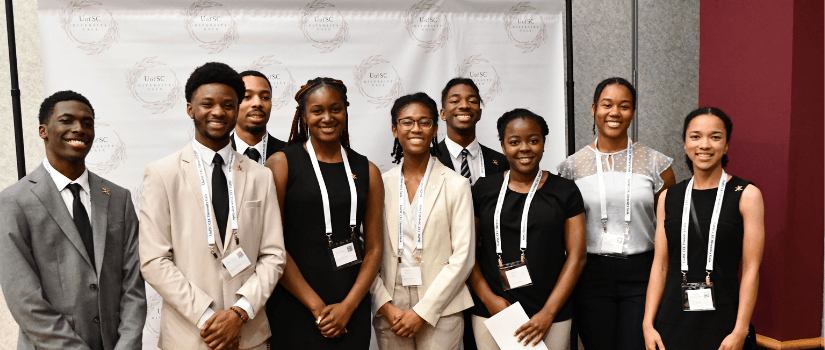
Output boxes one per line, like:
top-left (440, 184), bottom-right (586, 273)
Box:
top-left (139, 144), bottom-right (286, 350)
top-left (370, 159), bottom-right (475, 326)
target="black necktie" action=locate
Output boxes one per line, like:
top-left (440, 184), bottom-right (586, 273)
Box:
top-left (212, 154), bottom-right (229, 243)
top-left (67, 183), bottom-right (95, 268)
top-left (460, 149), bottom-right (472, 181)
top-left (244, 148), bottom-right (261, 163)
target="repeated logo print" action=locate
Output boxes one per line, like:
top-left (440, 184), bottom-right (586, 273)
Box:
top-left (404, 0), bottom-right (451, 53)
top-left (299, 0), bottom-right (349, 53)
top-left (246, 56), bottom-right (298, 110)
top-left (456, 54), bottom-right (502, 103)
top-left (59, 0), bottom-right (119, 55)
top-left (183, 0), bottom-right (239, 54)
top-left (354, 55), bottom-right (404, 109)
top-left (86, 120), bottom-right (127, 175)
top-left (125, 57), bottom-right (183, 114)
top-left (503, 2), bottom-right (548, 53)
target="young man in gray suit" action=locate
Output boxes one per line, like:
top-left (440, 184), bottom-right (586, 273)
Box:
top-left (0, 91), bottom-right (146, 350)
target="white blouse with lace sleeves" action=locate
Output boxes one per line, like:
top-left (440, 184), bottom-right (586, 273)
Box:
top-left (556, 143), bottom-right (673, 255)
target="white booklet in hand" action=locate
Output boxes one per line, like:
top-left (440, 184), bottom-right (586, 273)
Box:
top-left (483, 302), bottom-right (549, 350)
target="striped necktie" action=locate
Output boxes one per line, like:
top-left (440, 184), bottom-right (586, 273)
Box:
top-left (460, 148), bottom-right (471, 181)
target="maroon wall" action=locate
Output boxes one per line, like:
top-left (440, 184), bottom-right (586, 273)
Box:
top-left (698, 0), bottom-right (824, 341)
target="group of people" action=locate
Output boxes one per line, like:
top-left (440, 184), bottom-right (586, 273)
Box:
top-left (0, 61), bottom-right (764, 350)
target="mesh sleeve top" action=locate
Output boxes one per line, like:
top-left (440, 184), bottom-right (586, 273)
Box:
top-left (557, 142), bottom-right (672, 255)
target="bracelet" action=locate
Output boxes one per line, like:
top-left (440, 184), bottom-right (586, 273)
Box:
top-left (229, 306), bottom-right (248, 323)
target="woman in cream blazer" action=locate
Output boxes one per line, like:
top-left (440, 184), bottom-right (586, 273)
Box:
top-left (370, 92), bottom-right (475, 350)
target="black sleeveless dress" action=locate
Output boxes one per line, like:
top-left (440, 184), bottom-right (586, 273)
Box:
top-left (267, 143), bottom-right (371, 350)
top-left (655, 176), bottom-right (753, 350)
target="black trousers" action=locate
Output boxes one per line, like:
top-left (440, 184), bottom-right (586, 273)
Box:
top-left (574, 251), bottom-right (654, 350)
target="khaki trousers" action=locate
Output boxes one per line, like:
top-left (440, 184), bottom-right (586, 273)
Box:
top-left (472, 315), bottom-right (571, 350)
top-left (372, 271), bottom-right (464, 350)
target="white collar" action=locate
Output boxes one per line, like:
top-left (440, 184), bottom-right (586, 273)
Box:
top-left (193, 138), bottom-right (233, 166)
top-left (43, 158), bottom-right (90, 194)
top-left (233, 131), bottom-right (267, 154)
top-left (444, 136), bottom-right (480, 159)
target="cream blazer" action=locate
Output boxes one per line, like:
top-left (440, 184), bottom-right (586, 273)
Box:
top-left (370, 159), bottom-right (475, 326)
top-left (139, 144), bottom-right (286, 350)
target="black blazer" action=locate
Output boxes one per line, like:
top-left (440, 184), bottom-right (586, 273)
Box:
top-left (436, 139), bottom-right (509, 176)
top-left (231, 132), bottom-right (287, 162)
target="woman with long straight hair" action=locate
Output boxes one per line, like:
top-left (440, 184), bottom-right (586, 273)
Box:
top-left (643, 107), bottom-right (764, 350)
top-left (557, 77), bottom-right (676, 350)
top-left (265, 77), bottom-right (384, 349)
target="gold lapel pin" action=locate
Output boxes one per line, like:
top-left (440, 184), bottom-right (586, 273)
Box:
top-left (102, 188), bottom-right (110, 195)
top-left (735, 185), bottom-right (743, 192)
top-left (492, 159), bottom-right (499, 165)
top-left (237, 165), bottom-right (243, 172)
top-left (352, 173), bottom-right (357, 179)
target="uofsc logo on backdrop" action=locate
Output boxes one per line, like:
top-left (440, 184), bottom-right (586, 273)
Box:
top-left (456, 54), bottom-right (502, 103)
top-left (183, 0), bottom-right (239, 54)
top-left (125, 57), bottom-right (183, 114)
top-left (354, 55), bottom-right (403, 109)
top-left (404, 0), bottom-right (451, 53)
top-left (300, 0), bottom-right (349, 53)
top-left (59, 0), bottom-right (119, 55)
top-left (503, 2), bottom-right (549, 53)
top-left (86, 120), bottom-right (127, 175)
top-left (246, 56), bottom-right (298, 111)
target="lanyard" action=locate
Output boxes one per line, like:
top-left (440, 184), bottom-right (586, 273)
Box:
top-left (594, 138), bottom-right (633, 234)
top-left (680, 170), bottom-right (727, 282)
top-left (257, 135), bottom-right (268, 166)
top-left (306, 138), bottom-right (358, 246)
top-left (478, 147), bottom-right (485, 178)
top-left (397, 157), bottom-right (435, 262)
top-left (493, 169), bottom-right (543, 265)
top-left (191, 142), bottom-right (238, 258)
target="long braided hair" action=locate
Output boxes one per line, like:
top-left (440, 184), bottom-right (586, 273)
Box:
top-left (287, 77), bottom-right (351, 148)
top-left (390, 92), bottom-right (442, 164)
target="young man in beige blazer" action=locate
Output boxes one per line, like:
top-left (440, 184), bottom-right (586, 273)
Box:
top-left (0, 91), bottom-right (145, 350)
top-left (371, 92), bottom-right (475, 350)
top-left (139, 62), bottom-right (286, 350)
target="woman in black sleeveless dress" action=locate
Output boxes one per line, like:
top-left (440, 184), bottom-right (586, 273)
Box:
top-left (643, 107), bottom-right (764, 350)
top-left (265, 78), bottom-right (384, 349)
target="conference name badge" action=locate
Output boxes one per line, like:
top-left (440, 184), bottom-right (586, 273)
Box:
top-left (682, 281), bottom-right (716, 311)
top-left (222, 247), bottom-right (252, 277)
top-left (600, 231), bottom-right (626, 257)
top-left (399, 266), bottom-right (423, 286)
top-left (499, 258), bottom-right (533, 291)
top-left (328, 237), bottom-right (362, 271)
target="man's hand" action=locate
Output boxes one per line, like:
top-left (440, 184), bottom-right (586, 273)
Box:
top-left (390, 309), bottom-right (426, 339)
top-left (200, 310), bottom-right (244, 350)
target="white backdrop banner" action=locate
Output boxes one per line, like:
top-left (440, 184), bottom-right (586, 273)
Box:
top-left (37, 0), bottom-right (565, 347)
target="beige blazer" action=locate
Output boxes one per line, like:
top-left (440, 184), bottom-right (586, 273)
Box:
top-left (370, 159), bottom-right (475, 326)
top-left (139, 144), bottom-right (286, 350)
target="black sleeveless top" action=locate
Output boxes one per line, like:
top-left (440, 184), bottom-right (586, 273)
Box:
top-left (655, 175), bottom-right (753, 350)
top-left (267, 143), bottom-right (371, 350)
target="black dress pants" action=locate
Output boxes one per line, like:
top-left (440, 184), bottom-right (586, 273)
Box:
top-left (574, 251), bottom-right (653, 350)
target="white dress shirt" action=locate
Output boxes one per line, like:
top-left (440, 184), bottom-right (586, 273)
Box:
top-left (444, 137), bottom-right (483, 183)
top-left (233, 131), bottom-right (267, 163)
top-left (191, 139), bottom-right (256, 327)
top-left (43, 158), bottom-right (91, 222)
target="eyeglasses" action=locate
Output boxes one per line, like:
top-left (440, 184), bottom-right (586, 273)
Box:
top-left (397, 117), bottom-right (435, 130)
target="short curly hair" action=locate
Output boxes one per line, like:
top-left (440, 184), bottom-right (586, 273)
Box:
top-left (38, 90), bottom-right (94, 125)
top-left (184, 62), bottom-right (245, 103)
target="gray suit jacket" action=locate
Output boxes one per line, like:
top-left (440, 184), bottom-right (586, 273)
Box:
top-left (0, 164), bottom-right (146, 350)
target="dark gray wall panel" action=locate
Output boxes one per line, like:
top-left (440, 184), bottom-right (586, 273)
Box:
top-left (637, 0), bottom-right (700, 181)
top-left (571, 0), bottom-right (633, 152)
